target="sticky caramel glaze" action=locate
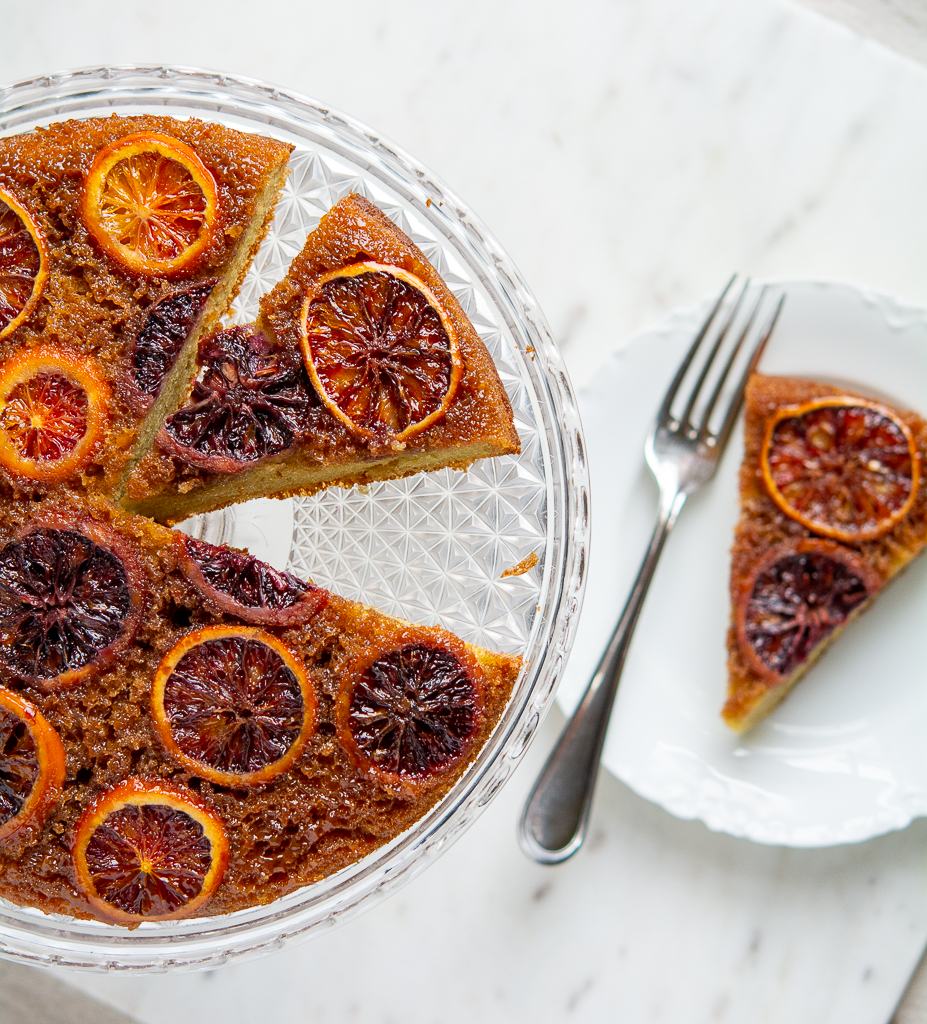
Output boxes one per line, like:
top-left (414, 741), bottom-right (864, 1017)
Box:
top-left (0, 117), bottom-right (291, 496)
top-left (124, 194), bottom-right (521, 519)
top-left (0, 495), bottom-right (521, 922)
top-left (723, 375), bottom-right (927, 732)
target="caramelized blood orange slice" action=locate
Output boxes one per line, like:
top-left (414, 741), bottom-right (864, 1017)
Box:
top-left (151, 626), bottom-right (316, 787)
top-left (736, 539), bottom-right (883, 682)
top-left (82, 132), bottom-right (218, 276)
top-left (73, 778), bottom-right (228, 923)
top-left (158, 326), bottom-right (310, 472)
top-left (0, 188), bottom-right (48, 339)
top-left (761, 397), bottom-right (920, 542)
top-left (0, 521), bottom-right (144, 688)
top-left (0, 688), bottom-right (65, 844)
top-left (0, 345), bottom-right (109, 484)
top-left (176, 536), bottom-right (328, 627)
top-left (129, 279), bottom-right (215, 402)
top-left (299, 262), bottom-right (462, 443)
top-left (336, 627), bottom-right (483, 788)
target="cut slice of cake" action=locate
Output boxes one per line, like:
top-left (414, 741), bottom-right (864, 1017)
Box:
top-left (723, 374), bottom-right (927, 732)
top-left (0, 492), bottom-right (521, 922)
top-left (123, 194), bottom-right (520, 523)
top-left (0, 116), bottom-right (292, 499)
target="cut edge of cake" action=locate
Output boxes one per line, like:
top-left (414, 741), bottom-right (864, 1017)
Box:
top-left (722, 598), bottom-right (877, 733)
top-left (115, 150), bottom-right (291, 498)
top-left (124, 437), bottom-right (505, 523)
top-left (121, 194), bottom-right (521, 524)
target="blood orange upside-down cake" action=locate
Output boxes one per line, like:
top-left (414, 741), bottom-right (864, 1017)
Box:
top-left (0, 116), bottom-right (524, 924)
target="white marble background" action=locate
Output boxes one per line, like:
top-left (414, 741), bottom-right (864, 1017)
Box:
top-left (801, 0), bottom-right (927, 63)
top-left (2, 0), bottom-right (927, 1022)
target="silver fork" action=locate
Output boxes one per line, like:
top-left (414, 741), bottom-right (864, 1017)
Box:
top-left (519, 277), bottom-right (785, 864)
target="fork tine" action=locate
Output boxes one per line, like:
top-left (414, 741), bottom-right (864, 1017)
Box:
top-left (677, 278), bottom-right (750, 433)
top-left (712, 293), bottom-right (786, 451)
top-left (695, 283), bottom-right (767, 442)
top-left (656, 273), bottom-right (737, 425)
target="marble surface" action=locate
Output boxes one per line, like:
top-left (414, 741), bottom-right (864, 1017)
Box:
top-left (795, 0), bottom-right (927, 64)
top-left (1, 0), bottom-right (927, 1021)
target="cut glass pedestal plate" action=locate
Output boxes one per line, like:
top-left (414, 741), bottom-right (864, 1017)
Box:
top-left (0, 66), bottom-right (588, 971)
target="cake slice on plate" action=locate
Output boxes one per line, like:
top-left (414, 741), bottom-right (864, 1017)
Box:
top-left (124, 194), bottom-right (520, 522)
top-left (0, 116), bottom-right (292, 498)
top-left (723, 374), bottom-right (927, 732)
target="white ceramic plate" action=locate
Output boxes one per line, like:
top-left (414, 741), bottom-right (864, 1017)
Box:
top-left (556, 280), bottom-right (927, 847)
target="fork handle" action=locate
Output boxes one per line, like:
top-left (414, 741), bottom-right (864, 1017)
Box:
top-left (518, 486), bottom-right (688, 864)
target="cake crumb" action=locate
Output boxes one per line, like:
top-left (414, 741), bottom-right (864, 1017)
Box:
top-left (501, 552), bottom-right (538, 578)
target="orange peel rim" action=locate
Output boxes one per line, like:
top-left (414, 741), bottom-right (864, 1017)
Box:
top-left (0, 187), bottom-right (49, 340)
top-left (334, 621), bottom-right (484, 794)
top-left (15, 512), bottom-right (148, 690)
top-left (0, 688), bottom-right (65, 845)
top-left (0, 344), bottom-right (110, 484)
top-left (759, 395), bottom-right (921, 542)
top-left (151, 624), bottom-right (317, 787)
top-left (298, 261), bottom-right (463, 442)
top-left (72, 777), bottom-right (229, 924)
top-left (81, 131), bottom-right (219, 276)
top-left (735, 537), bottom-right (885, 683)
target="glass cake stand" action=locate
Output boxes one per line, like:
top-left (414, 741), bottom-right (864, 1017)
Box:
top-left (0, 66), bottom-right (588, 971)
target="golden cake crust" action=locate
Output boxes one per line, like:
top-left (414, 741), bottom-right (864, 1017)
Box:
top-left (723, 375), bottom-right (927, 731)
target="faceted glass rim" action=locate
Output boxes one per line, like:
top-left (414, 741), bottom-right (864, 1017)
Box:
top-left (0, 65), bottom-right (589, 972)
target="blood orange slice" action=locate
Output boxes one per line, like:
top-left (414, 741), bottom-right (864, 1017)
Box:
top-left (0, 520), bottom-right (144, 688)
top-left (158, 326), bottom-right (310, 472)
top-left (336, 626), bottom-right (483, 789)
top-left (736, 539), bottom-right (883, 682)
top-left (176, 536), bottom-right (328, 627)
top-left (151, 626), bottom-right (316, 787)
top-left (761, 396), bottom-right (920, 542)
top-left (0, 688), bottom-right (65, 845)
top-left (82, 132), bottom-right (218, 276)
top-left (129, 279), bottom-right (215, 402)
top-left (299, 262), bottom-right (462, 443)
top-left (0, 345), bottom-right (109, 484)
top-left (0, 188), bottom-right (48, 340)
top-left (73, 778), bottom-right (228, 923)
